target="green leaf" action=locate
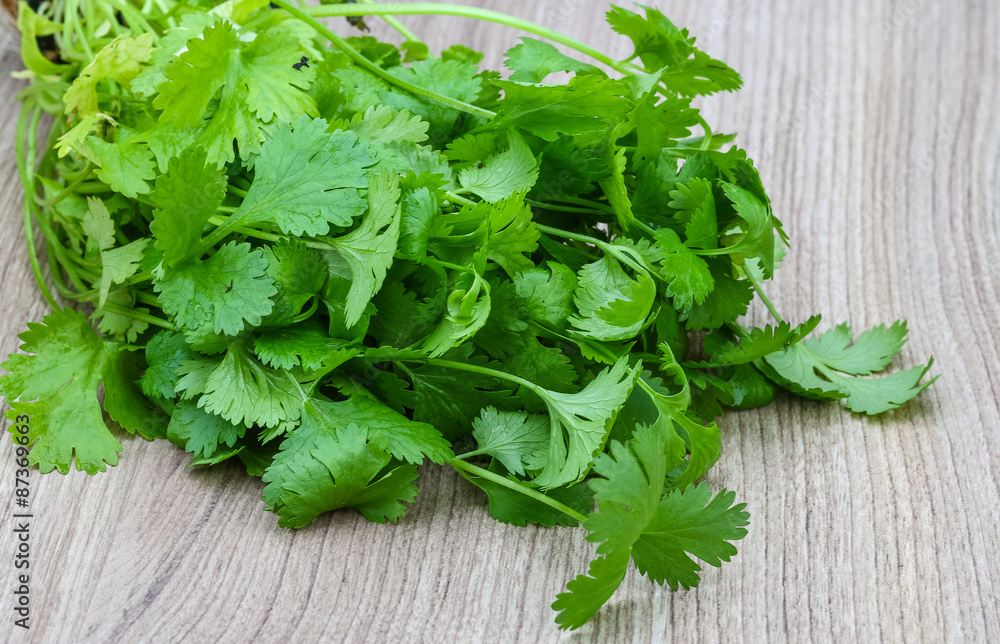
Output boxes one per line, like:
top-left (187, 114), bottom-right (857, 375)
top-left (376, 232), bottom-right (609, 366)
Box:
top-left (420, 272), bottom-right (492, 358)
top-left (683, 258), bottom-right (753, 330)
top-left (669, 177), bottom-right (717, 249)
top-left (140, 330), bottom-right (191, 399)
top-left (441, 44), bottom-right (484, 65)
top-left (532, 137), bottom-right (611, 199)
top-left (338, 105), bottom-right (430, 146)
top-left (491, 75), bottom-right (633, 142)
top-left (262, 403), bottom-right (419, 528)
top-left (553, 550), bottom-right (630, 630)
top-left (306, 396), bottom-right (453, 465)
top-left (514, 262), bottom-right (578, 327)
top-left (467, 469), bottom-right (591, 528)
top-left (81, 197), bottom-right (115, 258)
top-left (458, 130), bottom-right (539, 203)
top-left (653, 228), bottom-right (714, 309)
top-left (64, 33), bottom-right (155, 118)
top-left (99, 239), bottom-right (147, 307)
top-left (0, 308), bottom-right (120, 474)
top-left (175, 340), bottom-right (303, 429)
top-left (167, 401), bottom-right (246, 461)
top-left (607, 6), bottom-right (741, 94)
top-left (762, 321), bottom-right (938, 414)
top-left (692, 316), bottom-right (822, 367)
top-left (800, 320), bottom-right (909, 375)
top-left (717, 181), bottom-right (775, 275)
top-left (631, 483), bottom-right (750, 590)
top-left (398, 181), bottom-right (440, 262)
top-left (727, 364), bottom-right (777, 410)
top-left (154, 21), bottom-right (317, 161)
top-left (472, 279), bottom-right (529, 359)
top-left (254, 320), bottom-right (345, 371)
top-left (88, 133), bottom-right (156, 199)
top-left (382, 57), bottom-right (482, 136)
top-left (234, 115), bottom-right (374, 237)
top-left (486, 193), bottom-right (540, 275)
top-left (102, 348), bottom-right (167, 441)
top-left (17, 2), bottom-right (72, 76)
top-left (531, 358), bottom-right (638, 489)
top-left (598, 147), bottom-right (635, 231)
top-left (504, 37), bottom-right (605, 83)
top-left (150, 147), bottom-right (227, 268)
top-left (154, 241), bottom-right (277, 336)
top-left (407, 354), bottom-right (514, 442)
top-left (470, 407), bottom-right (549, 476)
top-left (635, 369), bottom-right (721, 490)
top-left (500, 335), bottom-right (578, 397)
top-left (633, 95), bottom-right (699, 166)
top-left (569, 255), bottom-right (656, 341)
top-left (260, 240), bottom-right (328, 327)
top-left (324, 170), bottom-right (401, 327)
top-left (586, 423), bottom-right (671, 554)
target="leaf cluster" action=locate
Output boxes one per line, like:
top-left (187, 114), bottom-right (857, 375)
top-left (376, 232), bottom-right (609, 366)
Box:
top-left (2, 0), bottom-right (935, 631)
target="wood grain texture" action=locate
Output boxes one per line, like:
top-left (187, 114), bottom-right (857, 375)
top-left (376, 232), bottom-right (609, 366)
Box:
top-left (1, 1), bottom-right (998, 641)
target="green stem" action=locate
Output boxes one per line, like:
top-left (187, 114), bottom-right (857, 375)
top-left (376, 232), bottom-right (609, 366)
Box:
top-left (100, 300), bottom-right (174, 329)
top-left (305, 3), bottom-right (632, 75)
top-left (204, 215), bottom-right (331, 250)
top-left (525, 199), bottom-right (608, 216)
top-left (291, 296), bottom-right (320, 324)
top-left (429, 259), bottom-right (475, 274)
top-left (443, 190), bottom-right (478, 207)
top-left (42, 162), bottom-right (93, 206)
top-left (74, 181), bottom-right (114, 193)
top-left (744, 269), bottom-right (784, 324)
top-left (450, 459), bottom-right (588, 524)
top-left (15, 104), bottom-right (58, 310)
top-left (696, 115), bottom-right (714, 151)
top-left (188, 217), bottom-right (245, 260)
top-left (560, 195), bottom-right (614, 213)
top-left (536, 223), bottom-right (650, 275)
top-left (399, 356), bottom-right (542, 395)
top-left (634, 220), bottom-right (657, 236)
top-left (357, 0), bottom-right (422, 43)
top-left (272, 0), bottom-right (494, 120)
top-left (535, 223), bottom-right (603, 247)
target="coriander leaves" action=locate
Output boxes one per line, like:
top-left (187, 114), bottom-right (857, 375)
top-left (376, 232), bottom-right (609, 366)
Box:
top-left (2, 0), bottom-right (935, 633)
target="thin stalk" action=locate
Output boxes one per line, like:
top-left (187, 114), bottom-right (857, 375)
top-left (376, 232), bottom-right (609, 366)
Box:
top-left (535, 223), bottom-right (604, 247)
top-left (429, 259), bottom-right (475, 274)
top-left (272, 1), bottom-right (494, 120)
top-left (100, 300), bottom-right (174, 329)
top-left (451, 459), bottom-right (588, 524)
top-left (15, 104), bottom-right (58, 309)
top-left (696, 115), bottom-right (714, 151)
top-left (444, 190), bottom-right (478, 208)
top-left (560, 195), bottom-right (615, 214)
top-left (357, 0), bottom-right (422, 43)
top-left (205, 215), bottom-right (330, 250)
top-left (744, 269), bottom-right (784, 324)
top-left (43, 162), bottom-right (93, 206)
top-left (634, 220), bottom-right (657, 236)
top-left (305, 3), bottom-right (632, 75)
top-left (525, 200), bottom-right (608, 216)
top-left (399, 356), bottom-right (542, 395)
top-left (291, 296), bottom-right (320, 324)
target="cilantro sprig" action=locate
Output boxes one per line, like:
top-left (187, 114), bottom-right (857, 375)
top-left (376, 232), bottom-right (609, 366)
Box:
top-left (2, 0), bottom-right (935, 631)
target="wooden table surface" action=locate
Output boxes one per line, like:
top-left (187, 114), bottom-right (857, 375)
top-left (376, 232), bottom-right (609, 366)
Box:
top-left (1, 1), bottom-right (998, 641)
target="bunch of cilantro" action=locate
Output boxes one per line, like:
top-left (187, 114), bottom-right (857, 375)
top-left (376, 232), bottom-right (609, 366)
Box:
top-left (2, 0), bottom-right (936, 630)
